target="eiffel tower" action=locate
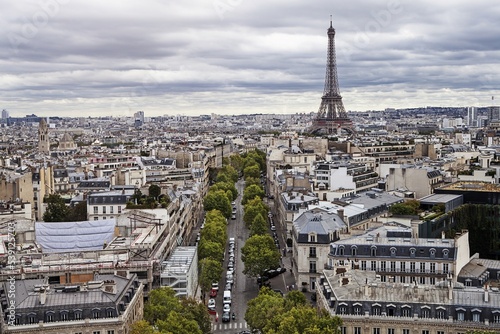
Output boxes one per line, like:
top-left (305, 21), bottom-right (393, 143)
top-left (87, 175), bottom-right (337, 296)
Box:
top-left (310, 18), bottom-right (353, 135)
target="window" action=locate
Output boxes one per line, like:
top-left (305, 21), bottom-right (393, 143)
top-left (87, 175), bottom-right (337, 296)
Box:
top-left (338, 246), bottom-right (344, 256)
top-left (371, 261), bottom-right (376, 271)
top-left (94, 206), bottom-right (98, 214)
top-left (402, 307), bottom-right (411, 317)
top-left (93, 309), bottom-right (100, 319)
top-left (390, 247), bottom-right (397, 257)
top-left (430, 277), bottom-right (436, 285)
top-left (94, 216), bottom-right (99, 220)
top-left (422, 331), bottom-right (429, 334)
top-left (28, 315), bottom-right (36, 324)
top-left (103, 217), bottom-right (106, 220)
top-left (387, 329), bottom-right (395, 334)
top-left (403, 330), bottom-right (410, 334)
top-left (457, 311), bottom-right (465, 321)
top-left (430, 248), bottom-right (436, 258)
top-left (430, 263), bottom-right (435, 273)
top-left (380, 261), bottom-right (386, 272)
top-left (339, 306), bottom-right (347, 315)
top-left (354, 306), bottom-right (362, 315)
top-left (380, 275), bottom-right (386, 282)
top-left (420, 262), bottom-right (425, 273)
top-left (401, 262), bottom-right (406, 272)
top-left (443, 263), bottom-right (449, 274)
top-left (351, 246), bottom-right (357, 256)
top-left (400, 276), bottom-right (406, 283)
top-left (118, 205), bottom-right (122, 214)
top-left (110, 206), bottom-right (114, 214)
top-left (46, 313), bottom-right (54, 322)
top-left (494, 314), bottom-right (500, 323)
top-left (410, 248), bottom-right (416, 257)
top-left (107, 331), bottom-right (115, 334)
top-left (354, 327), bottom-right (362, 334)
top-left (371, 246), bottom-right (377, 257)
top-left (93, 332), bottom-right (101, 334)
top-left (472, 312), bottom-right (480, 322)
top-left (309, 261), bottom-right (316, 273)
top-left (61, 312), bottom-right (68, 321)
top-left (361, 261), bottom-right (366, 270)
top-left (75, 311), bottom-right (82, 320)
top-left (372, 328), bottom-right (380, 334)
top-left (309, 247), bottom-right (317, 258)
top-left (421, 308), bottom-right (430, 318)
top-left (437, 331), bottom-right (444, 334)
top-left (419, 276), bottom-right (425, 284)
top-left (103, 206), bottom-right (106, 214)
top-left (372, 306), bottom-right (381, 315)
top-left (410, 262), bottom-right (416, 273)
top-left (341, 327), bottom-right (347, 334)
top-left (390, 261), bottom-right (396, 272)
top-left (106, 309), bottom-right (114, 317)
top-left (443, 249), bottom-right (449, 259)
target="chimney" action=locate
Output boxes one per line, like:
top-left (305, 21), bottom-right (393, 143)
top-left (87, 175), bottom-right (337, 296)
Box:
top-left (364, 279), bottom-right (369, 297)
top-left (484, 284), bottom-right (489, 303)
top-left (40, 288), bottom-right (47, 305)
top-left (441, 231), bottom-right (445, 239)
top-left (447, 278), bottom-right (453, 301)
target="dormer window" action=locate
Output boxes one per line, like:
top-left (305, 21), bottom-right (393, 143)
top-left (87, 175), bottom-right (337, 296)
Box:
top-left (370, 246), bottom-right (377, 257)
top-left (309, 233), bottom-right (316, 243)
top-left (351, 245), bottom-right (358, 256)
top-left (443, 249), bottom-right (449, 259)
top-left (390, 247), bottom-right (397, 257)
top-left (409, 248), bottom-right (416, 258)
top-left (338, 246), bottom-right (345, 256)
top-left (429, 248), bottom-right (436, 259)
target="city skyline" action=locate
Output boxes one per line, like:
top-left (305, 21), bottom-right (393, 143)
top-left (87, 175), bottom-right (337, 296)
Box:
top-left (2, 0), bottom-right (500, 117)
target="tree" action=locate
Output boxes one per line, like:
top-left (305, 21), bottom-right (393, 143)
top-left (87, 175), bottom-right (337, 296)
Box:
top-left (200, 221), bottom-right (227, 247)
top-left (203, 190), bottom-right (232, 218)
top-left (218, 165), bottom-right (238, 183)
top-left (156, 311), bottom-right (202, 334)
top-left (229, 154), bottom-right (244, 173)
top-left (283, 290), bottom-right (307, 311)
top-left (241, 234), bottom-right (281, 277)
top-left (245, 287), bottom-right (284, 332)
top-left (149, 184), bottom-right (161, 200)
top-left (180, 298), bottom-right (212, 334)
top-left (205, 209), bottom-right (227, 226)
top-left (244, 164), bottom-right (261, 180)
top-left (242, 185), bottom-right (265, 205)
top-left (389, 201), bottom-right (420, 216)
top-left (244, 176), bottom-right (261, 187)
top-left (130, 320), bottom-right (157, 334)
top-left (66, 201), bottom-right (88, 221)
top-left (43, 194), bottom-right (70, 222)
top-left (198, 239), bottom-right (224, 262)
top-left (144, 287), bottom-right (182, 324)
top-left (243, 200), bottom-right (268, 227)
top-left (199, 258), bottom-right (223, 295)
top-left (250, 213), bottom-right (268, 236)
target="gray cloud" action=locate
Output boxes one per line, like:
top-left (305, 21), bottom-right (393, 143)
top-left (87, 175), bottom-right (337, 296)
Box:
top-left (1, 0), bottom-right (499, 117)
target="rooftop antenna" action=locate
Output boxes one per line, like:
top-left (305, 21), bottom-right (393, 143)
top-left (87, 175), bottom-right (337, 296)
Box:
top-left (330, 14), bottom-right (332, 28)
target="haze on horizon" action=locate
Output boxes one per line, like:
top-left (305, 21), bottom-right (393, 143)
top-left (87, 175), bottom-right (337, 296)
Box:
top-left (1, 0), bottom-right (500, 118)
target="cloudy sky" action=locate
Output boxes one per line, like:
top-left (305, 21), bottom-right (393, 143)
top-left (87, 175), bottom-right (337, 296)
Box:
top-left (1, 0), bottom-right (500, 117)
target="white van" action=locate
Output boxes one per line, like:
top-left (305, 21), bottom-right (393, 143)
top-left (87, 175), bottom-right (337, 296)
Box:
top-left (223, 290), bottom-right (231, 304)
top-left (229, 237), bottom-right (235, 245)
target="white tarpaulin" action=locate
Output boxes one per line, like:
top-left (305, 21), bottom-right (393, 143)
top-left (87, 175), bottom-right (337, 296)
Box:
top-left (35, 219), bottom-right (116, 253)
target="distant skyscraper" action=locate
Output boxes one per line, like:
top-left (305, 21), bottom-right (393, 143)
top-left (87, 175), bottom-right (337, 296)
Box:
top-left (488, 106), bottom-right (500, 123)
top-left (466, 106), bottom-right (477, 127)
top-left (1, 109), bottom-right (8, 119)
top-left (134, 111), bottom-right (145, 125)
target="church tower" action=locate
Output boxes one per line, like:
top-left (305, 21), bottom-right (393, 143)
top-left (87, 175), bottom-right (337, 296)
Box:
top-left (38, 118), bottom-right (50, 154)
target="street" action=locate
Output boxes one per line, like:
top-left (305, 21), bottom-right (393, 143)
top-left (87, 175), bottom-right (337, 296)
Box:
top-left (210, 179), bottom-right (299, 333)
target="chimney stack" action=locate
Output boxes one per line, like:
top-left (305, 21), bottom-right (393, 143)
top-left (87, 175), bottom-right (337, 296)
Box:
top-left (484, 284), bottom-right (489, 303)
top-left (40, 288), bottom-right (47, 305)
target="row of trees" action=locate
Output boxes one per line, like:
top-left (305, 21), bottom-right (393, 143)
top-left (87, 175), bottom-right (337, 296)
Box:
top-left (203, 164), bottom-right (239, 219)
top-left (245, 287), bottom-right (342, 334)
top-left (238, 150), bottom-right (282, 278)
top-left (131, 287), bottom-right (211, 334)
top-left (43, 194), bottom-right (87, 222)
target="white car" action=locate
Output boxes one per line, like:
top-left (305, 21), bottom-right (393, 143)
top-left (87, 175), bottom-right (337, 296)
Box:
top-left (223, 303), bottom-right (231, 313)
top-left (211, 282), bottom-right (219, 291)
top-left (208, 298), bottom-right (216, 310)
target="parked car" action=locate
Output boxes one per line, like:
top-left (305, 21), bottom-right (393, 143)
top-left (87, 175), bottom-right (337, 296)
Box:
top-left (271, 225), bottom-right (276, 231)
top-left (223, 303), bottom-right (231, 313)
top-left (225, 282), bottom-right (232, 291)
top-left (257, 275), bottom-right (269, 283)
top-left (231, 214), bottom-right (236, 220)
top-left (209, 288), bottom-right (217, 298)
top-left (208, 298), bottom-right (216, 310)
top-left (222, 311), bottom-right (231, 322)
top-left (211, 282), bottom-right (219, 291)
